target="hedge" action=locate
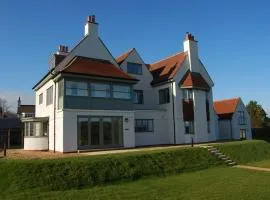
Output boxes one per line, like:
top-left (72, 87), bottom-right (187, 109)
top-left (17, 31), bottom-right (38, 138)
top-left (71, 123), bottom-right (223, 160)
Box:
top-left (215, 140), bottom-right (270, 164)
top-left (0, 147), bottom-right (223, 193)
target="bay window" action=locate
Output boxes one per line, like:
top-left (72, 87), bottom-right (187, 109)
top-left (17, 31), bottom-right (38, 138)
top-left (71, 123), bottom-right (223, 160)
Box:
top-left (113, 85), bottom-right (131, 99)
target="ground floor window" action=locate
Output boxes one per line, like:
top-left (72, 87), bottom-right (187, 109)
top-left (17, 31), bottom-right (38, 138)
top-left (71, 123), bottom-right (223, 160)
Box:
top-left (184, 121), bottom-right (194, 134)
top-left (77, 116), bottom-right (123, 148)
top-left (240, 129), bottom-right (246, 139)
top-left (135, 119), bottom-right (154, 132)
top-left (24, 121), bottom-right (48, 137)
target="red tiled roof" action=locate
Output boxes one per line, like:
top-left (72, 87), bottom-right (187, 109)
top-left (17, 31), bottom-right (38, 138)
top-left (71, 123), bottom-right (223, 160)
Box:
top-left (180, 70), bottom-right (210, 90)
top-left (18, 105), bottom-right (35, 114)
top-left (148, 52), bottom-right (186, 85)
top-left (214, 98), bottom-right (240, 119)
top-left (115, 48), bottom-right (134, 65)
top-left (63, 56), bottom-right (138, 81)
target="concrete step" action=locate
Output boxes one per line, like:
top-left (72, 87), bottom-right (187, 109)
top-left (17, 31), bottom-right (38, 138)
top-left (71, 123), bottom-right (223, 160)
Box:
top-left (227, 162), bottom-right (237, 166)
top-left (218, 154), bottom-right (227, 158)
top-left (224, 159), bottom-right (233, 163)
top-left (221, 157), bottom-right (229, 160)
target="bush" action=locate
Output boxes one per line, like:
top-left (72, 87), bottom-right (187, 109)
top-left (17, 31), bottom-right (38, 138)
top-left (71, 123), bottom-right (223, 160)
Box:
top-left (0, 147), bottom-right (222, 192)
top-left (215, 140), bottom-right (270, 164)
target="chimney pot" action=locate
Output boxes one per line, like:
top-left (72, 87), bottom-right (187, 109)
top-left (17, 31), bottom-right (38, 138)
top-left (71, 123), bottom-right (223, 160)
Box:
top-left (87, 15), bottom-right (96, 23)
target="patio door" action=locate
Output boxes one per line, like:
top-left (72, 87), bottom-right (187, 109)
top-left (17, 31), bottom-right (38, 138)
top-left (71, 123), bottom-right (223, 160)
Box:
top-left (78, 116), bottom-right (123, 149)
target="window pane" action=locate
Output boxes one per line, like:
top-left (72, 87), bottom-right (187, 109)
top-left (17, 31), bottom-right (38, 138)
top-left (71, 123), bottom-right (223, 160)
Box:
top-left (78, 118), bottom-right (89, 146)
top-left (103, 118), bottom-right (112, 145)
top-left (127, 63), bottom-right (142, 74)
top-left (66, 81), bottom-right (88, 96)
top-left (113, 85), bottom-right (130, 92)
top-left (134, 90), bottom-right (143, 104)
top-left (113, 85), bottom-right (131, 99)
top-left (90, 118), bottom-right (100, 145)
top-left (159, 88), bottom-right (170, 104)
top-left (135, 119), bottom-right (153, 132)
top-left (91, 83), bottom-right (110, 98)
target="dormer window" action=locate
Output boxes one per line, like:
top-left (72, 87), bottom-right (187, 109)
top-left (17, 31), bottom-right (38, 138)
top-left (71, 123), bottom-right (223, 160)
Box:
top-left (183, 89), bottom-right (193, 100)
top-left (127, 62), bottom-right (142, 75)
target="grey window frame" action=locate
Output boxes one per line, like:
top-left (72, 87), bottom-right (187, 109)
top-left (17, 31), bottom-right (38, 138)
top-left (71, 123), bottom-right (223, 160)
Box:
top-left (134, 90), bottom-right (144, 104)
top-left (184, 121), bottom-right (194, 134)
top-left (135, 119), bottom-right (154, 132)
top-left (159, 88), bottom-right (170, 104)
top-left (183, 89), bottom-right (193, 100)
top-left (46, 86), bottom-right (53, 106)
top-left (127, 62), bottom-right (142, 75)
top-left (39, 93), bottom-right (43, 105)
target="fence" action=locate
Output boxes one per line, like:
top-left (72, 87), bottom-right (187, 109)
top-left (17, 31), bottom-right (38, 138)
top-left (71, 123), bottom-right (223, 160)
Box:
top-left (0, 128), bottom-right (22, 157)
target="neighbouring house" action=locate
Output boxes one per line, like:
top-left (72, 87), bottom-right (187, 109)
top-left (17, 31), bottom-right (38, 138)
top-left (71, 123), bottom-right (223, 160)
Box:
top-left (17, 97), bottom-right (35, 118)
top-left (214, 98), bottom-right (252, 140)
top-left (22, 15), bottom-right (250, 152)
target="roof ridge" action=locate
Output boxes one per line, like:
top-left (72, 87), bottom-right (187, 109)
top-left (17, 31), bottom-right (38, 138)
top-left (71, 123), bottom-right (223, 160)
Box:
top-left (214, 97), bottom-right (240, 103)
top-left (115, 48), bottom-right (135, 59)
top-left (150, 51), bottom-right (185, 66)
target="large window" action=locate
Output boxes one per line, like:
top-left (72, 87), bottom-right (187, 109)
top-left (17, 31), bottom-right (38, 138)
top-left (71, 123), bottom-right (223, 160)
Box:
top-left (91, 83), bottom-right (110, 98)
top-left (184, 121), bottom-right (194, 134)
top-left (159, 88), bottom-right (170, 104)
top-left (134, 90), bottom-right (144, 104)
top-left (39, 93), bottom-right (43, 105)
top-left (127, 62), bottom-right (142, 74)
top-left (46, 86), bottom-right (53, 106)
top-left (183, 89), bottom-right (193, 100)
top-left (238, 111), bottom-right (246, 125)
top-left (58, 80), bottom-right (64, 109)
top-left (135, 119), bottom-right (154, 132)
top-left (113, 85), bottom-right (131, 99)
top-left (66, 81), bottom-right (88, 96)
top-left (24, 121), bottom-right (48, 137)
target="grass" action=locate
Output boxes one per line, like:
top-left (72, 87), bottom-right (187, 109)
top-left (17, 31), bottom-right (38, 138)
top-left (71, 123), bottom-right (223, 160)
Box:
top-left (215, 140), bottom-right (270, 164)
top-left (3, 167), bottom-right (270, 200)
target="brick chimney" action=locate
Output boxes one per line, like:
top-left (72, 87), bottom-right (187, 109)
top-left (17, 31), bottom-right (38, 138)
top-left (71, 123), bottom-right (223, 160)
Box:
top-left (183, 32), bottom-right (199, 72)
top-left (48, 45), bottom-right (69, 70)
top-left (84, 15), bottom-right (98, 37)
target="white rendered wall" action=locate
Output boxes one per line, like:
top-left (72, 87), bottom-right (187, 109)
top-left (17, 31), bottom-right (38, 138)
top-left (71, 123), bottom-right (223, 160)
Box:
top-left (35, 80), bottom-right (55, 151)
top-left (24, 137), bottom-right (48, 150)
top-left (62, 109), bottom-right (135, 152)
top-left (231, 100), bottom-right (252, 140)
top-left (135, 110), bottom-right (169, 146)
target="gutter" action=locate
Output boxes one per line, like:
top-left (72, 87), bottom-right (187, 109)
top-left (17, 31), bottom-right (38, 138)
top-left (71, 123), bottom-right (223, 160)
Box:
top-left (171, 82), bottom-right (176, 144)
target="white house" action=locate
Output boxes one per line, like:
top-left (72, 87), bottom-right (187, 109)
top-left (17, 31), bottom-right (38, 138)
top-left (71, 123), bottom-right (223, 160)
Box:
top-left (214, 98), bottom-right (252, 140)
top-left (22, 15), bottom-right (250, 152)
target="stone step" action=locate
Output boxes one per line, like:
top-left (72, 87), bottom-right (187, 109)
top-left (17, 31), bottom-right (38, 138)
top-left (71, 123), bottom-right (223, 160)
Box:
top-left (221, 156), bottom-right (229, 160)
top-left (227, 162), bottom-right (237, 166)
top-left (224, 159), bottom-right (233, 163)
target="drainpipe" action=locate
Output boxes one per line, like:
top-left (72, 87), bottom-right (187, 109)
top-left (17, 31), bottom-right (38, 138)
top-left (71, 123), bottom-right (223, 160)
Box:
top-left (53, 81), bottom-right (56, 153)
top-left (171, 82), bottom-right (176, 144)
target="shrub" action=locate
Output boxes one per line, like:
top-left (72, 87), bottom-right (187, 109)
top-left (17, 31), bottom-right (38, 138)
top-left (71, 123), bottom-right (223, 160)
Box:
top-left (215, 140), bottom-right (270, 164)
top-left (0, 147), bottom-right (223, 193)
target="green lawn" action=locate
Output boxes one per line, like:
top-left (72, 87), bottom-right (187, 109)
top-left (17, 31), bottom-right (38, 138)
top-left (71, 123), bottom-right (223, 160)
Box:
top-left (3, 167), bottom-right (270, 200)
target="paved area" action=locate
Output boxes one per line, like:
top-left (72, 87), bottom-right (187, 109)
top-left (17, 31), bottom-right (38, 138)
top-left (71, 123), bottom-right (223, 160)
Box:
top-left (234, 165), bottom-right (270, 172)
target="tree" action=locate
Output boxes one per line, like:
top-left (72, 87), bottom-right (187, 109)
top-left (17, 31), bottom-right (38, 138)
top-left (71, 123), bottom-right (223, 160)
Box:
top-left (0, 97), bottom-right (11, 117)
top-left (246, 101), bottom-right (268, 128)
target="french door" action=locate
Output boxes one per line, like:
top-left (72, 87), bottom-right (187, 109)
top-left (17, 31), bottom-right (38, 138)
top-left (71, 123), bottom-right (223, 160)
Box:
top-left (78, 116), bottom-right (123, 149)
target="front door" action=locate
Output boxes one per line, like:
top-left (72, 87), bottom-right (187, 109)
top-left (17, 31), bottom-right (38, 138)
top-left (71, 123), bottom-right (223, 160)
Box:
top-left (78, 116), bottom-right (123, 149)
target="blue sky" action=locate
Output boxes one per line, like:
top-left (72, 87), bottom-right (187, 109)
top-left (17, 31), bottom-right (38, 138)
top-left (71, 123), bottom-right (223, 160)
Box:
top-left (0, 0), bottom-right (269, 114)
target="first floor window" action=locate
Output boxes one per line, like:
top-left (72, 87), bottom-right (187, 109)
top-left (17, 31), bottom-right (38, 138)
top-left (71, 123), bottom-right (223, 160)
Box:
top-left (184, 121), bottom-right (194, 134)
top-left (159, 88), bottom-right (170, 104)
top-left (39, 93), bottom-right (43, 105)
top-left (91, 83), bottom-right (110, 98)
top-left (127, 62), bottom-right (142, 74)
top-left (113, 85), bottom-right (131, 99)
top-left (134, 90), bottom-right (144, 104)
top-left (183, 89), bottom-right (193, 100)
top-left (66, 81), bottom-right (88, 96)
top-left (46, 86), bottom-right (53, 105)
top-left (238, 111), bottom-right (246, 125)
top-left (135, 119), bottom-right (154, 132)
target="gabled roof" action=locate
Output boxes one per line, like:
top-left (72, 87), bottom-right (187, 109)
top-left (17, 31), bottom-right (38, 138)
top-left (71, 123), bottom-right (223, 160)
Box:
top-left (115, 48), bottom-right (135, 65)
top-left (62, 56), bottom-right (138, 81)
top-left (148, 52), bottom-right (186, 85)
top-left (180, 70), bottom-right (210, 90)
top-left (18, 105), bottom-right (35, 114)
top-left (214, 98), bottom-right (240, 119)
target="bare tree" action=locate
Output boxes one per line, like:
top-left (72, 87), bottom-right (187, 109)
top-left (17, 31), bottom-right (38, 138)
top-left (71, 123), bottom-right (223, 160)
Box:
top-left (0, 97), bottom-right (11, 117)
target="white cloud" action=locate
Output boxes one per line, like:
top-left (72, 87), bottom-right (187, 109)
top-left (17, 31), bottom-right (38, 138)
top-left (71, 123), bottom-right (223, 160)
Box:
top-left (0, 89), bottom-right (34, 112)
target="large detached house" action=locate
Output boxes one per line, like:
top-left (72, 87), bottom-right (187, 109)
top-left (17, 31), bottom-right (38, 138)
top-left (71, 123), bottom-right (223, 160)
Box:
top-left (22, 16), bottom-right (251, 152)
